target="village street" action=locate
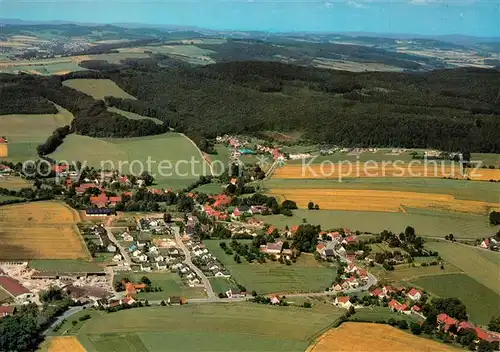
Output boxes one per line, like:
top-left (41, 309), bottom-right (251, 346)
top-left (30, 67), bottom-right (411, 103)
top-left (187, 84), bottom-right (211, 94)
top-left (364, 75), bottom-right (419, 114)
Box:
top-left (104, 226), bottom-right (132, 266)
top-left (173, 227), bottom-right (217, 301)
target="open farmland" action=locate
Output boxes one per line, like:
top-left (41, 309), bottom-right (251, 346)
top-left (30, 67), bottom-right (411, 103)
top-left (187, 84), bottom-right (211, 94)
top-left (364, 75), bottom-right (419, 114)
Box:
top-left (268, 188), bottom-right (500, 215)
top-left (49, 133), bottom-right (210, 190)
top-left (47, 337), bottom-right (86, 352)
top-left (272, 163), bottom-right (500, 181)
top-left (0, 201), bottom-right (89, 260)
top-left (0, 105), bottom-right (74, 162)
top-left (424, 240), bottom-right (500, 295)
top-left (411, 273), bottom-right (500, 325)
top-left (62, 79), bottom-right (136, 100)
top-left (307, 322), bottom-right (459, 352)
top-left (77, 304), bottom-right (342, 352)
top-left (256, 208), bottom-right (496, 239)
top-left (204, 240), bottom-right (336, 294)
top-left (0, 176), bottom-right (31, 190)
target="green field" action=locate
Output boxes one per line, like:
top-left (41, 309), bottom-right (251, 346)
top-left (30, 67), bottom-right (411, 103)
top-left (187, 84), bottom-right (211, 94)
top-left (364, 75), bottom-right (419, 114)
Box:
top-left (49, 132), bottom-right (210, 190)
top-left (28, 259), bottom-right (104, 273)
top-left (107, 107), bottom-right (163, 125)
top-left (209, 277), bottom-right (239, 294)
top-left (0, 60), bottom-right (85, 75)
top-left (424, 240), bottom-right (500, 295)
top-left (48, 309), bottom-right (105, 336)
top-left (256, 208), bottom-right (497, 239)
top-left (350, 306), bottom-right (421, 323)
top-left (204, 240), bottom-right (336, 294)
top-left (63, 79), bottom-right (136, 100)
top-left (114, 272), bottom-right (206, 299)
top-left (90, 52), bottom-right (150, 64)
top-left (1, 105), bottom-right (74, 161)
top-left (263, 178), bottom-right (500, 203)
top-left (411, 273), bottom-right (500, 325)
top-left (192, 182), bottom-right (225, 194)
top-left (370, 262), bottom-right (463, 283)
top-left (77, 303), bottom-right (343, 352)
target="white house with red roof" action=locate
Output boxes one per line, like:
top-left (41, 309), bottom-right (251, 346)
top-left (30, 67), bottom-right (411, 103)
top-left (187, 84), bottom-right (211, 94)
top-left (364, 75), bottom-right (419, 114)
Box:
top-left (334, 296), bottom-right (353, 309)
top-left (480, 238), bottom-right (490, 249)
top-left (341, 236), bottom-right (359, 245)
top-left (388, 299), bottom-right (410, 314)
top-left (382, 285), bottom-right (395, 296)
top-left (0, 306), bottom-right (15, 319)
top-left (370, 288), bottom-right (385, 299)
top-left (407, 288), bottom-right (423, 301)
top-left (261, 241), bottom-right (284, 255)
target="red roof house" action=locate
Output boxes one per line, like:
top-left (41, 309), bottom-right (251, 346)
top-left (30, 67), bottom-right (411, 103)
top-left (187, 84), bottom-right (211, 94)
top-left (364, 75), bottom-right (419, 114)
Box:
top-left (51, 164), bottom-right (68, 174)
top-left (267, 226), bottom-right (278, 236)
top-left (437, 313), bottom-right (458, 332)
top-left (76, 183), bottom-right (103, 194)
top-left (0, 306), bottom-right (15, 318)
top-left (0, 276), bottom-right (30, 297)
top-left (407, 288), bottom-right (423, 301)
top-left (212, 194), bottom-right (232, 208)
top-left (370, 288), bottom-right (385, 298)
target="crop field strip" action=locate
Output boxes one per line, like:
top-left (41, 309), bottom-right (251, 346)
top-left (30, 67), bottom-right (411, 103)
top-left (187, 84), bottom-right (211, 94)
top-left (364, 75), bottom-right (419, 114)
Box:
top-left (272, 163), bottom-right (500, 181)
top-left (77, 304), bottom-right (343, 352)
top-left (47, 337), bottom-right (86, 352)
top-left (307, 322), bottom-right (459, 352)
top-left (0, 201), bottom-right (89, 260)
top-left (62, 79), bottom-right (137, 100)
top-left (268, 188), bottom-right (500, 215)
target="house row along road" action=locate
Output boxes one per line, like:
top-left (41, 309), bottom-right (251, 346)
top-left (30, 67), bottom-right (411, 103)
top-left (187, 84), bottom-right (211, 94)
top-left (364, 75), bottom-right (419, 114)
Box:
top-left (173, 227), bottom-right (217, 301)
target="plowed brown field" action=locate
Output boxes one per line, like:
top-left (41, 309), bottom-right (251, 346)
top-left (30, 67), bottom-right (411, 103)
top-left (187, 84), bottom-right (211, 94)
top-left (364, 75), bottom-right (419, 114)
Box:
top-left (48, 337), bottom-right (86, 352)
top-left (0, 201), bottom-right (89, 260)
top-left (273, 163), bottom-right (500, 181)
top-left (307, 322), bottom-right (460, 352)
top-left (268, 189), bottom-right (500, 215)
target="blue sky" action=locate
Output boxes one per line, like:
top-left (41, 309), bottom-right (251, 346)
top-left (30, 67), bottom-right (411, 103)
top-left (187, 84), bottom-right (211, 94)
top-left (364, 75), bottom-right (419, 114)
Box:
top-left (0, 0), bottom-right (498, 37)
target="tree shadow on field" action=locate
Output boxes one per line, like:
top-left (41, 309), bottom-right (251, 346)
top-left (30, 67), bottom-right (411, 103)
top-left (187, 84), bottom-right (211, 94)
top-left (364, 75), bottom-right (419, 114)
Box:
top-left (0, 243), bottom-right (39, 262)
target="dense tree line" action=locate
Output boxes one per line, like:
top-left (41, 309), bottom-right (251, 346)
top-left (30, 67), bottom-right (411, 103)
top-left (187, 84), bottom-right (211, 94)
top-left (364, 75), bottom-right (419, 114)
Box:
top-left (37, 125), bottom-right (71, 156)
top-left (2, 62), bottom-right (500, 152)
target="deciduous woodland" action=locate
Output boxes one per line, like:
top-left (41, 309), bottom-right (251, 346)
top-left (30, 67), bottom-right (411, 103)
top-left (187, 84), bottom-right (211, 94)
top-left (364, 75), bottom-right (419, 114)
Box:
top-left (1, 60), bottom-right (499, 153)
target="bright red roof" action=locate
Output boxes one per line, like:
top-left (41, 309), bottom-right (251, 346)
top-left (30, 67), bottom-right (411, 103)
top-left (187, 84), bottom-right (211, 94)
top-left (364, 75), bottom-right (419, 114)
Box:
top-left (0, 306), bottom-right (15, 317)
top-left (0, 276), bottom-right (30, 296)
top-left (437, 313), bottom-right (458, 326)
top-left (267, 226), bottom-right (277, 235)
top-left (337, 296), bottom-right (350, 303)
top-left (408, 288), bottom-right (422, 297)
top-left (412, 305), bottom-right (421, 312)
top-left (370, 288), bottom-right (384, 297)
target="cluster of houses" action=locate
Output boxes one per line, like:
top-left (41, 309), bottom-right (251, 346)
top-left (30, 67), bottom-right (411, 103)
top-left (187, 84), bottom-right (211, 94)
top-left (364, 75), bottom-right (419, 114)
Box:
top-left (128, 240), bottom-right (183, 272)
top-left (259, 240), bottom-right (294, 260)
top-left (437, 314), bottom-right (500, 343)
top-left (0, 272), bottom-right (35, 305)
top-left (215, 134), bottom-right (285, 162)
top-left (316, 231), bottom-right (360, 260)
top-left (332, 262), bottom-right (370, 292)
top-left (186, 241), bottom-right (230, 279)
top-left (479, 236), bottom-right (499, 251)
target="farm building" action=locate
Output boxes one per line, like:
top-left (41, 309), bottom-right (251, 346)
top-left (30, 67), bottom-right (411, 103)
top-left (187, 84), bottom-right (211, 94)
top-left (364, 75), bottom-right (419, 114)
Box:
top-left (85, 208), bottom-right (116, 217)
top-left (0, 275), bottom-right (34, 303)
top-left (0, 137), bottom-right (8, 158)
top-left (0, 306), bottom-right (15, 319)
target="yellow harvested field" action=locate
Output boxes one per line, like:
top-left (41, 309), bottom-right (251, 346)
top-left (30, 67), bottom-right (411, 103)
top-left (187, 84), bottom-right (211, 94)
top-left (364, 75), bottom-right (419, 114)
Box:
top-left (273, 163), bottom-right (500, 181)
top-left (48, 336), bottom-right (86, 352)
top-left (307, 322), bottom-right (460, 352)
top-left (268, 189), bottom-right (500, 215)
top-left (0, 201), bottom-right (89, 260)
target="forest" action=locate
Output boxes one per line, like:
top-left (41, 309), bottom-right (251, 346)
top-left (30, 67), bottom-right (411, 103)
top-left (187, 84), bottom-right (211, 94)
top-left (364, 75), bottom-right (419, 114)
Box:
top-left (1, 60), bottom-right (499, 153)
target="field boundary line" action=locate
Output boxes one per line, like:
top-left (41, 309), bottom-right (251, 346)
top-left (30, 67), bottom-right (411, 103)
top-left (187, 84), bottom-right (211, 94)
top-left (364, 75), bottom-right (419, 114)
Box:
top-left (179, 133), bottom-right (214, 176)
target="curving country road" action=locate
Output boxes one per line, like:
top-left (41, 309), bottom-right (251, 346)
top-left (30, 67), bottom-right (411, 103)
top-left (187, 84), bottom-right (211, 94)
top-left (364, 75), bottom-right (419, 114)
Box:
top-left (173, 227), bottom-right (217, 301)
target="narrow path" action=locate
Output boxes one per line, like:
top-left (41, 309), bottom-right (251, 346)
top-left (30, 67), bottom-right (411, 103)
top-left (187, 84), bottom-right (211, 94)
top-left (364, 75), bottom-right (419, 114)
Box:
top-left (104, 227), bottom-right (132, 266)
top-left (173, 226), bottom-right (217, 301)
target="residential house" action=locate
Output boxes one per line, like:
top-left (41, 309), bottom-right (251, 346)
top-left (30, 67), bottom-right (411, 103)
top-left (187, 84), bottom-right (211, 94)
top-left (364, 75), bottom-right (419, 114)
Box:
top-left (346, 263), bottom-right (359, 273)
top-left (270, 296), bottom-right (281, 305)
top-left (370, 288), bottom-right (385, 299)
top-left (107, 244), bottom-right (117, 253)
top-left (225, 289), bottom-right (247, 299)
top-left (388, 299), bottom-right (410, 314)
top-left (137, 254), bottom-right (148, 262)
top-left (249, 205), bottom-right (268, 215)
top-left (0, 276), bottom-right (34, 303)
top-left (232, 206), bottom-right (251, 219)
top-left (122, 233), bottom-right (134, 242)
top-left (407, 288), bottom-right (423, 301)
top-left (260, 241), bottom-right (284, 255)
top-left (132, 250), bottom-right (142, 257)
top-left (332, 284), bottom-right (343, 291)
top-left (76, 183), bottom-right (103, 194)
top-left (0, 306), bottom-right (15, 319)
top-left (211, 194), bottom-right (232, 208)
top-left (437, 313), bottom-right (458, 332)
top-left (480, 239), bottom-right (490, 249)
top-left (112, 254), bottom-right (123, 262)
top-left (335, 296), bottom-right (353, 309)
top-left (383, 286), bottom-right (395, 296)
top-left (342, 236), bottom-right (359, 245)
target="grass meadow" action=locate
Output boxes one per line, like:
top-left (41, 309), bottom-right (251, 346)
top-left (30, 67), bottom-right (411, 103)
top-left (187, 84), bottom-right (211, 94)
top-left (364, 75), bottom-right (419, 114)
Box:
top-left (62, 79), bottom-right (136, 100)
top-left (107, 107), bottom-right (163, 125)
top-left (424, 240), bottom-right (500, 295)
top-left (350, 306), bottom-right (421, 324)
top-left (77, 304), bottom-right (342, 352)
top-left (1, 104), bottom-right (74, 162)
top-left (29, 259), bottom-right (103, 273)
top-left (256, 208), bottom-right (496, 239)
top-left (49, 132), bottom-right (210, 190)
top-left (411, 273), bottom-right (500, 325)
top-left (114, 272), bottom-right (206, 299)
top-left (204, 240), bottom-right (336, 294)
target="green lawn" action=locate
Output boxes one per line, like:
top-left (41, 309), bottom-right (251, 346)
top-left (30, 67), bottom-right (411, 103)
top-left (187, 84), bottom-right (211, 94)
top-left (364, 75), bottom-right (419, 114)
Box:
top-left (209, 277), bottom-right (239, 294)
top-left (256, 208), bottom-right (496, 239)
top-left (49, 132), bottom-right (210, 190)
top-left (0, 195), bottom-right (23, 202)
top-left (1, 105), bottom-right (74, 162)
top-left (350, 306), bottom-right (422, 323)
top-left (114, 272), bottom-right (206, 300)
top-left (48, 309), bottom-right (105, 336)
top-left (63, 79), bottom-right (136, 100)
top-left (204, 240), bottom-right (337, 294)
top-left (28, 259), bottom-right (104, 273)
top-left (411, 273), bottom-right (500, 325)
top-left (192, 182), bottom-right (225, 195)
top-left (369, 262), bottom-right (463, 283)
top-left (107, 107), bottom-right (163, 125)
top-left (77, 303), bottom-right (343, 352)
top-left (424, 240), bottom-right (500, 295)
